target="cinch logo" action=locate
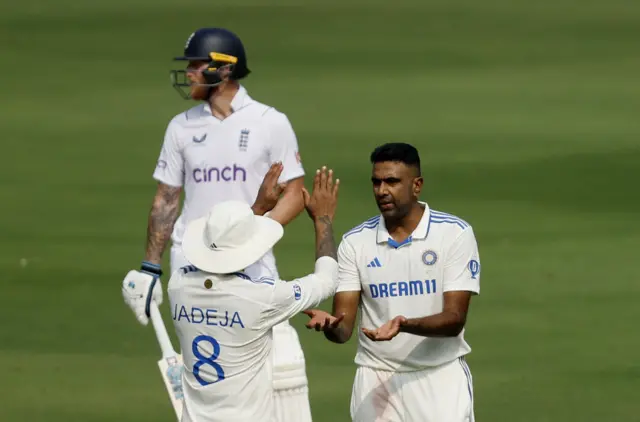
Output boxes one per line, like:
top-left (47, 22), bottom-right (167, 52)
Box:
top-left (193, 165), bottom-right (247, 183)
top-left (369, 280), bottom-right (437, 298)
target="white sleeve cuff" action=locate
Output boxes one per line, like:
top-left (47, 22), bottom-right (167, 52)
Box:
top-left (443, 282), bottom-right (480, 295)
top-left (314, 256), bottom-right (338, 283)
top-left (281, 168), bottom-right (305, 183)
top-left (152, 173), bottom-right (182, 188)
top-left (336, 283), bottom-right (361, 293)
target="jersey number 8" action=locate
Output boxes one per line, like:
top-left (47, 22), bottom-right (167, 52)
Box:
top-left (192, 335), bottom-right (225, 386)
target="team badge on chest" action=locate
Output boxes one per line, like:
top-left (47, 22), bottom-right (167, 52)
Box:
top-left (422, 250), bottom-right (438, 266)
top-left (238, 129), bottom-right (250, 151)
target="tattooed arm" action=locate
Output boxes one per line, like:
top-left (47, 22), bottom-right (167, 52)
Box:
top-left (258, 167), bottom-right (340, 328)
top-left (300, 166), bottom-right (340, 262)
top-left (303, 236), bottom-right (360, 344)
top-left (121, 182), bottom-right (180, 325)
top-left (313, 215), bottom-right (337, 261)
top-left (259, 212), bottom-right (340, 328)
top-left (144, 182), bottom-right (182, 265)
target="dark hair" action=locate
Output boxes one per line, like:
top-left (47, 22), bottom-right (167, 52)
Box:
top-left (370, 142), bottom-right (421, 174)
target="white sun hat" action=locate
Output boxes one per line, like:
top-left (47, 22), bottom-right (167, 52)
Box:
top-left (182, 200), bottom-right (284, 274)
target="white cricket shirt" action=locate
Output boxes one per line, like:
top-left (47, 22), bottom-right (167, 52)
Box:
top-left (152, 85), bottom-right (305, 278)
top-left (167, 257), bottom-right (338, 422)
top-left (337, 202), bottom-right (481, 371)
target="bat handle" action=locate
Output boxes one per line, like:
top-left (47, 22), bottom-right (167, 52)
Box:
top-left (149, 301), bottom-right (176, 358)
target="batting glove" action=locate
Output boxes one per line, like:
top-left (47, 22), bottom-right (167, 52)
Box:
top-left (122, 261), bottom-right (163, 326)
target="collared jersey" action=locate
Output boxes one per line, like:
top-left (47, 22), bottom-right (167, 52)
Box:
top-left (167, 257), bottom-right (337, 422)
top-left (336, 202), bottom-right (481, 371)
top-left (152, 86), bottom-right (305, 278)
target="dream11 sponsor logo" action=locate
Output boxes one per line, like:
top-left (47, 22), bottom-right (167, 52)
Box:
top-left (193, 164), bottom-right (247, 183)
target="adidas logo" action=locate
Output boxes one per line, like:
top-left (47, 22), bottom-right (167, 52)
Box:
top-left (367, 257), bottom-right (382, 268)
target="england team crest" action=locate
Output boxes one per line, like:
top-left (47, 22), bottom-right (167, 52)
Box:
top-left (239, 129), bottom-right (249, 151)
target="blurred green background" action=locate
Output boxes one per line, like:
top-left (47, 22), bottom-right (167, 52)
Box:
top-left (1, 0), bottom-right (639, 420)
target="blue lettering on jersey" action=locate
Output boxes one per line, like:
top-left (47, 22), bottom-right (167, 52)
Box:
top-left (172, 304), bottom-right (245, 328)
top-left (369, 280), bottom-right (437, 298)
top-left (191, 307), bottom-right (205, 323)
top-left (231, 312), bottom-right (245, 328)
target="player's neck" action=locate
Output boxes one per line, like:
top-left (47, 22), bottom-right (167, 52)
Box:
top-left (385, 203), bottom-right (425, 242)
top-left (208, 82), bottom-right (240, 120)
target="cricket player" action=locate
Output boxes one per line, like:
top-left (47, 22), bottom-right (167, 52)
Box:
top-left (124, 166), bottom-right (341, 421)
top-left (304, 143), bottom-right (481, 422)
top-left (121, 27), bottom-right (313, 420)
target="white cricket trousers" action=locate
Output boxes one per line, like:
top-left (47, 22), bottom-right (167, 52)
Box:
top-left (171, 245), bottom-right (313, 422)
top-left (350, 357), bottom-right (474, 422)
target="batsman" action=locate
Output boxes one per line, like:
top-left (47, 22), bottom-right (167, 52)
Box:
top-left (120, 27), bottom-right (312, 421)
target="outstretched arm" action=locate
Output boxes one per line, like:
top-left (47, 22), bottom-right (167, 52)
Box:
top-left (323, 291), bottom-right (360, 343)
top-left (362, 291), bottom-right (472, 341)
top-left (144, 182), bottom-right (182, 265)
top-left (400, 291), bottom-right (472, 337)
top-left (304, 235), bottom-right (362, 344)
top-left (257, 167), bottom-right (341, 329)
top-left (401, 227), bottom-right (480, 337)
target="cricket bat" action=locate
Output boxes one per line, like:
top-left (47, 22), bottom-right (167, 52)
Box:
top-left (149, 301), bottom-right (184, 421)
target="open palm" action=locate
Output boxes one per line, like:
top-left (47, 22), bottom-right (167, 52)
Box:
top-left (362, 316), bottom-right (407, 341)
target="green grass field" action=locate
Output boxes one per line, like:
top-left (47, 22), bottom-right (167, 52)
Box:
top-left (1, 0), bottom-right (639, 420)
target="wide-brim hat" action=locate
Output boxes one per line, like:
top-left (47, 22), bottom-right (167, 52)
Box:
top-left (182, 200), bottom-right (283, 274)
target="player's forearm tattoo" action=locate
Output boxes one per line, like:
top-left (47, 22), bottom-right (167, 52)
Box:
top-left (315, 216), bottom-right (337, 261)
top-left (145, 185), bottom-right (181, 265)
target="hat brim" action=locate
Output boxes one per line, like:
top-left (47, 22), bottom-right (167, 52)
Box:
top-left (182, 215), bottom-right (284, 274)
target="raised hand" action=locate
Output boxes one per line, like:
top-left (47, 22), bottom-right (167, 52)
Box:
top-left (301, 166), bottom-right (340, 222)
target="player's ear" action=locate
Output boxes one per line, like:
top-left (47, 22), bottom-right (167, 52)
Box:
top-left (219, 64), bottom-right (233, 82)
top-left (413, 176), bottom-right (423, 197)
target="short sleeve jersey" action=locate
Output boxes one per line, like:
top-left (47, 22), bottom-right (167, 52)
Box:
top-left (336, 202), bottom-right (481, 371)
top-left (152, 85), bottom-right (305, 277)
